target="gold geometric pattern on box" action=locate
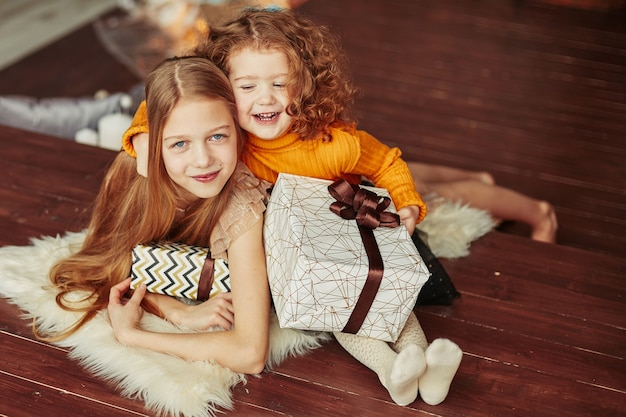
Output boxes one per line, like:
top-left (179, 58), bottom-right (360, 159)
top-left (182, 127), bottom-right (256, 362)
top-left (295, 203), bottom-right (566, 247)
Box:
top-left (264, 173), bottom-right (430, 342)
top-left (209, 257), bottom-right (230, 298)
top-left (130, 242), bottom-right (229, 301)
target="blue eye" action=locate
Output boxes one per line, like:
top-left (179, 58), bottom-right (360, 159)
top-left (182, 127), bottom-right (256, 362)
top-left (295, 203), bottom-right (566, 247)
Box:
top-left (173, 141), bottom-right (186, 149)
top-left (208, 133), bottom-right (229, 142)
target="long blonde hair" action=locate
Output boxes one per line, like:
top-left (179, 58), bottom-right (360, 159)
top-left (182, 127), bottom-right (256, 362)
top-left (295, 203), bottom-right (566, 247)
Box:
top-left (193, 8), bottom-right (358, 141)
top-left (39, 57), bottom-right (244, 341)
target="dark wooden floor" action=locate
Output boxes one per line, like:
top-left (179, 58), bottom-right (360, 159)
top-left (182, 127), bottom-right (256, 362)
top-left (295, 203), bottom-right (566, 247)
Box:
top-left (0, 1), bottom-right (625, 416)
top-left (298, 0), bottom-right (626, 259)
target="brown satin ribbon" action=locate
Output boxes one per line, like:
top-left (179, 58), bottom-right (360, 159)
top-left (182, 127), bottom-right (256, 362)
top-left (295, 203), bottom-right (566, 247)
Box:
top-left (198, 253), bottom-right (215, 301)
top-left (327, 179), bottom-right (400, 334)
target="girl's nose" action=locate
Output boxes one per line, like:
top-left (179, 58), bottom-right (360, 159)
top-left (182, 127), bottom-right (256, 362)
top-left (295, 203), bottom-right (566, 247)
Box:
top-left (257, 85), bottom-right (276, 105)
top-left (192, 145), bottom-right (214, 167)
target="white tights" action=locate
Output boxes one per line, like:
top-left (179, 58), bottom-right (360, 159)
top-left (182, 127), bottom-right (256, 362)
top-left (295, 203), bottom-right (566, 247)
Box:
top-left (333, 313), bottom-right (462, 406)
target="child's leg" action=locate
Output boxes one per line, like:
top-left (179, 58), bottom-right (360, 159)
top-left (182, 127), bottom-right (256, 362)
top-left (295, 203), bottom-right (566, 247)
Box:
top-left (418, 338), bottom-right (463, 405)
top-left (390, 313), bottom-right (428, 352)
top-left (406, 161), bottom-right (495, 192)
top-left (427, 180), bottom-right (557, 243)
top-left (389, 314), bottom-right (462, 406)
top-left (333, 331), bottom-right (425, 406)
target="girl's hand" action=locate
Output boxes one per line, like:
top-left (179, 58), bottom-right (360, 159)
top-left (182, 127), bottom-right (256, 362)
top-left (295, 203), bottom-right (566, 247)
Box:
top-left (174, 292), bottom-right (235, 331)
top-left (108, 278), bottom-right (145, 345)
top-left (397, 205), bottom-right (420, 236)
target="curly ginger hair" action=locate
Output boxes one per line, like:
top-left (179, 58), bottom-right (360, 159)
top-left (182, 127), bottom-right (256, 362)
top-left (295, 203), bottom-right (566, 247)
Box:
top-left (193, 8), bottom-right (358, 141)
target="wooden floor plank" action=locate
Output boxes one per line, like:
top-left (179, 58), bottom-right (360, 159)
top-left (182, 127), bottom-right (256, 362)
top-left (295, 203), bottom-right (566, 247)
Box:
top-left (418, 311), bottom-right (625, 391)
top-left (441, 234), bottom-right (626, 327)
top-left (0, 375), bottom-right (148, 417)
top-left (232, 368), bottom-right (433, 417)
top-left (0, 333), bottom-right (149, 416)
top-left (420, 297), bottom-right (625, 358)
top-left (445, 354), bottom-right (626, 417)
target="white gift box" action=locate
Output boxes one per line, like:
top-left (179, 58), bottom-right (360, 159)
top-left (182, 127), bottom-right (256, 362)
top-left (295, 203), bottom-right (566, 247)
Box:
top-left (264, 173), bottom-right (430, 342)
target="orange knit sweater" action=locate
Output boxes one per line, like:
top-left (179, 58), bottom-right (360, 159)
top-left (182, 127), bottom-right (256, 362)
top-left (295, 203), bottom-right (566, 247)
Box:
top-left (122, 101), bottom-right (426, 222)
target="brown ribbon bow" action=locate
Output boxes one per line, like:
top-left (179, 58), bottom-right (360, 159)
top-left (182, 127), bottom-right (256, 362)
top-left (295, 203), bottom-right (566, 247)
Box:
top-left (328, 179), bottom-right (400, 334)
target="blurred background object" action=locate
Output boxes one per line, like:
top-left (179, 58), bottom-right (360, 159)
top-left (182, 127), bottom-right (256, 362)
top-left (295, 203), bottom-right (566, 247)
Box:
top-left (0, 0), bottom-right (118, 71)
top-left (94, 0), bottom-right (301, 78)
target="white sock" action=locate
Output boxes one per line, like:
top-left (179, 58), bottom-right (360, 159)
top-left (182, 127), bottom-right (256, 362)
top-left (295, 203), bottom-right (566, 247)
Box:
top-left (385, 344), bottom-right (426, 406)
top-left (418, 338), bottom-right (463, 405)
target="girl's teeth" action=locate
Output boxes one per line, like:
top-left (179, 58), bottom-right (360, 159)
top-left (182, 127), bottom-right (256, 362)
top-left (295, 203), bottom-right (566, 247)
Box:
top-left (257, 112), bottom-right (277, 121)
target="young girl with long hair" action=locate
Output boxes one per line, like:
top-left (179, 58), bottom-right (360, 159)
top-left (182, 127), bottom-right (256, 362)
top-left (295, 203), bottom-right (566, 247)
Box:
top-left (45, 56), bottom-right (271, 374)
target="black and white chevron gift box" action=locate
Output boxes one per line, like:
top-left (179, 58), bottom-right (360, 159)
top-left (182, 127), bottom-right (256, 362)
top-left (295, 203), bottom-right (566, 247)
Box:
top-left (130, 242), bottom-right (230, 301)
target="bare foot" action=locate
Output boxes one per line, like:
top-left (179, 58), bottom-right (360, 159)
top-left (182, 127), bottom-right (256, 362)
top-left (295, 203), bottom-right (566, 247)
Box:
top-left (531, 201), bottom-right (558, 243)
top-left (473, 171), bottom-right (495, 186)
top-left (418, 338), bottom-right (462, 405)
top-left (386, 344), bottom-right (426, 406)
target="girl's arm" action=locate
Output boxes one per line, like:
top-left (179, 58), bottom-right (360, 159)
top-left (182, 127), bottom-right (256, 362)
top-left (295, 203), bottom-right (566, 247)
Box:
top-left (108, 218), bottom-right (270, 374)
top-left (144, 292), bottom-right (235, 331)
top-left (352, 130), bottom-right (427, 224)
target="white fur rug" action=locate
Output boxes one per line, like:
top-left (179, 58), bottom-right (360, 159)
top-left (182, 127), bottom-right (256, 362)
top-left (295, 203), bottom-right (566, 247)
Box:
top-left (418, 198), bottom-right (496, 259)
top-left (0, 231), bottom-right (329, 417)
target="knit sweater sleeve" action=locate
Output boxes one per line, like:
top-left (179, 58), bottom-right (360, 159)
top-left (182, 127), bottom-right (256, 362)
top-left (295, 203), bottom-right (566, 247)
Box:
top-left (352, 129), bottom-right (427, 222)
top-left (121, 100), bottom-right (149, 158)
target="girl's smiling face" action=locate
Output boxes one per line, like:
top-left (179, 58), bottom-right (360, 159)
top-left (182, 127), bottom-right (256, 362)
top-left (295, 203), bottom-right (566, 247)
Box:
top-left (227, 47), bottom-right (294, 140)
top-left (161, 97), bottom-right (238, 200)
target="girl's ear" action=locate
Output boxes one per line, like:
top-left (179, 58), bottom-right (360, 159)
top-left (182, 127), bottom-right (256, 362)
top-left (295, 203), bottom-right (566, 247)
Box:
top-left (133, 133), bottom-right (149, 178)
